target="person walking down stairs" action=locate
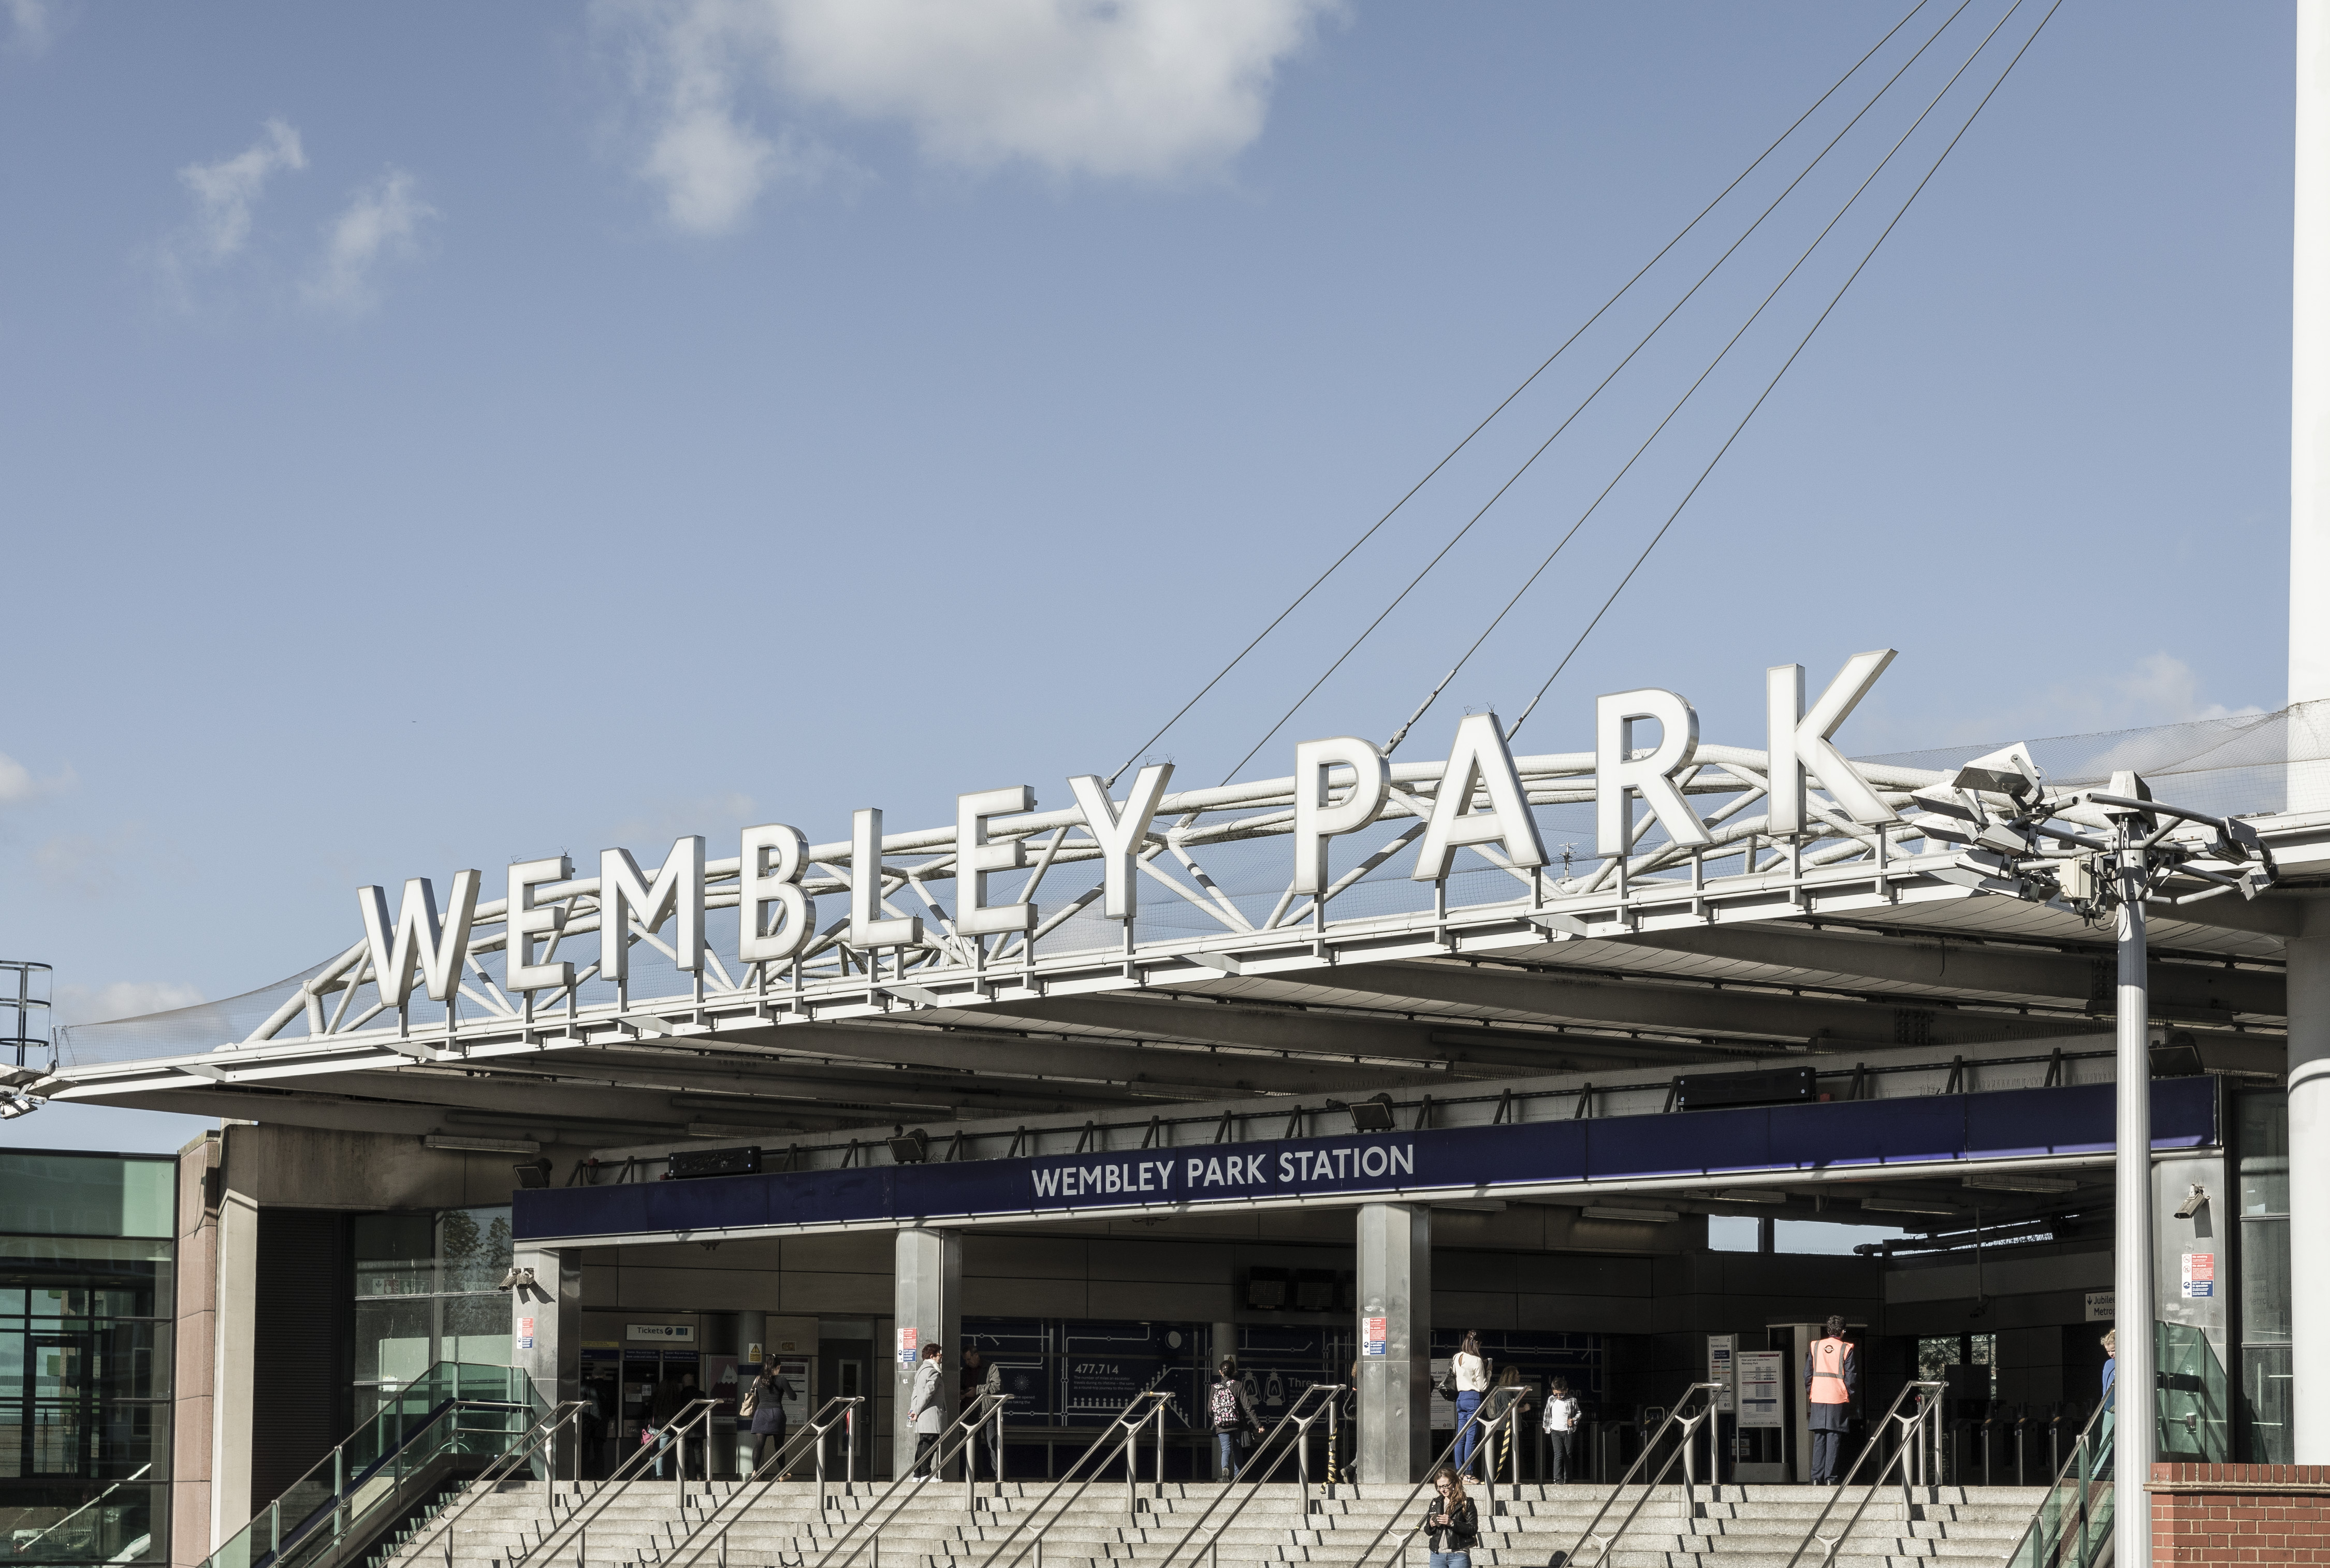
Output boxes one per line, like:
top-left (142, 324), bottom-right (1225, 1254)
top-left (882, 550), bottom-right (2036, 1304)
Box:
top-left (1805, 1316), bottom-right (1857, 1485)
top-left (1540, 1376), bottom-right (1581, 1483)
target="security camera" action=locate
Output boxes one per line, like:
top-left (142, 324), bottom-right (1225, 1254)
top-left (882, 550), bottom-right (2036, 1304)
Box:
top-left (495, 1266), bottom-right (537, 1293)
top-left (2174, 1185), bottom-right (2208, 1221)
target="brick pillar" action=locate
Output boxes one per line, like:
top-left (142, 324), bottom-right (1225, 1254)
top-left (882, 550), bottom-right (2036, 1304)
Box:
top-left (2150, 1463), bottom-right (2330, 1564)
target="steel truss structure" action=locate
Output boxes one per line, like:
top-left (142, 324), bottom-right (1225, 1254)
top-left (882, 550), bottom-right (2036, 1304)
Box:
top-left (42, 706), bottom-right (2327, 1150)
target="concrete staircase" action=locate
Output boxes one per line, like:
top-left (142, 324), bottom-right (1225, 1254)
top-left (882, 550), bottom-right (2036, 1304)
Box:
top-left (382, 1477), bottom-right (2055, 1568)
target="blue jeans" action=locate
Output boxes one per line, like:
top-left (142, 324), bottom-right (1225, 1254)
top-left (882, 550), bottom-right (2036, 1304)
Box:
top-left (1430, 1554), bottom-right (1472, 1568)
top-left (1215, 1431), bottom-right (1239, 1478)
top-left (1453, 1391), bottom-right (1482, 1469)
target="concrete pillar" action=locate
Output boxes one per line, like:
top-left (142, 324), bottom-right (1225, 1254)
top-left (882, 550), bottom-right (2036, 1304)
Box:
top-left (512, 1245), bottom-right (580, 1474)
top-left (1356, 1202), bottom-right (1431, 1485)
top-left (2292, 916), bottom-right (2330, 1461)
top-left (2293, 0), bottom-right (2330, 1464)
top-left (208, 1186), bottom-right (257, 1546)
top-left (891, 1228), bottom-right (960, 1478)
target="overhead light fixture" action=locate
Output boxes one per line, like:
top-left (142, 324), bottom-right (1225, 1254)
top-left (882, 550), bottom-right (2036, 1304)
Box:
top-left (1964, 1173), bottom-right (2078, 1195)
top-left (1346, 1093), bottom-right (1397, 1134)
top-left (2174, 1184), bottom-right (2210, 1219)
top-left (425, 1135), bottom-right (541, 1155)
top-left (1581, 1205), bottom-right (1680, 1224)
top-left (1434, 1199), bottom-right (1507, 1213)
top-left (1860, 1197), bottom-right (1964, 1217)
top-left (1715, 1189), bottom-right (1788, 1204)
top-left (887, 1127), bottom-right (930, 1165)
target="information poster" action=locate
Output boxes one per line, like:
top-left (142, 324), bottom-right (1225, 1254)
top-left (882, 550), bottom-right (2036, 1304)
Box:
top-left (1706, 1334), bottom-right (1736, 1414)
top-left (1736, 1351), bottom-right (1784, 1430)
top-left (2181, 1254), bottom-right (2216, 1299)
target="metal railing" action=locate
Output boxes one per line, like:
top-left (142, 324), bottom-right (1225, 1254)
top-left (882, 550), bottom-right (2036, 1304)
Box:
top-left (1343, 1378), bottom-right (1539, 1568)
top-left (8, 1463), bottom-right (151, 1558)
top-left (533, 1399), bottom-right (721, 1558)
top-left (1777, 1380), bottom-right (1949, 1568)
top-left (646, 1397), bottom-right (870, 1568)
top-left (1153, 1383), bottom-right (1343, 1568)
top-left (197, 1363), bottom-right (541, 1568)
top-left (413, 1402), bottom-right (591, 1568)
top-left (816, 1391), bottom-right (1019, 1568)
top-left (1998, 1402), bottom-right (2117, 1568)
top-left (968, 1390), bottom-right (1172, 1568)
top-left (1549, 1381), bottom-right (1725, 1568)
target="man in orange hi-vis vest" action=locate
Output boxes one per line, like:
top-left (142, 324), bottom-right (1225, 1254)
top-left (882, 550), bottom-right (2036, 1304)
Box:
top-left (1804, 1316), bottom-right (1857, 1484)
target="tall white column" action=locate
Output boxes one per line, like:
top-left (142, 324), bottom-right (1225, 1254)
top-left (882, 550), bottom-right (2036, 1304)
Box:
top-left (1355, 1202), bottom-right (1432, 1485)
top-left (891, 1228), bottom-right (960, 1479)
top-left (2113, 863), bottom-right (2153, 1565)
top-left (2291, 918), bottom-right (2330, 1461)
top-left (2295, 0), bottom-right (2330, 1465)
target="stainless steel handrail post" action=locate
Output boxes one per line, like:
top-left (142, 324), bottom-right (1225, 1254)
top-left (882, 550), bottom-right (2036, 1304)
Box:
top-left (652, 1397), bottom-right (869, 1568)
top-left (1545, 1381), bottom-right (1723, 1568)
top-left (966, 1390), bottom-right (1170, 1568)
top-left (1149, 1385), bottom-right (1343, 1568)
top-left (1776, 1381), bottom-right (1946, 1568)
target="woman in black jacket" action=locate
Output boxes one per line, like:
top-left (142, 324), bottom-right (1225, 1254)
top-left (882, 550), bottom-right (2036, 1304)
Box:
top-left (1421, 1465), bottom-right (1479, 1568)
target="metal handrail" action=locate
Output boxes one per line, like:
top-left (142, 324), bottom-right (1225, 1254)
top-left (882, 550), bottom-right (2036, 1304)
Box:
top-left (817, 1391), bottom-right (1017, 1568)
top-left (1550, 1380), bottom-right (1725, 1568)
top-left (508, 1398), bottom-right (721, 1568)
top-left (968, 1389), bottom-right (1172, 1568)
top-left (423, 1401), bottom-right (592, 1568)
top-left (1342, 1379), bottom-right (1531, 1568)
top-left (648, 1397), bottom-right (869, 1568)
top-left (1154, 1383), bottom-right (1342, 1568)
top-left (1992, 1401), bottom-right (2117, 1568)
top-left (1777, 1380), bottom-right (1948, 1568)
top-left (217, 1396), bottom-right (540, 1568)
top-left (9, 1463), bottom-right (151, 1556)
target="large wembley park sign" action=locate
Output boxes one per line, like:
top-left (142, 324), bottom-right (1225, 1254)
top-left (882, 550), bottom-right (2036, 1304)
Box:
top-left (118, 647), bottom-right (2046, 1063)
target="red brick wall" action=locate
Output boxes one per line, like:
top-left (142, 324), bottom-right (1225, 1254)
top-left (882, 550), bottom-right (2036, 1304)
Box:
top-left (2152, 1464), bottom-right (2330, 1564)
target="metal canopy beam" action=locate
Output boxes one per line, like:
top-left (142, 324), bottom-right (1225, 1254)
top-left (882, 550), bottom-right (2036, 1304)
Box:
top-left (1611, 926), bottom-right (2285, 1020)
top-left (1307, 961), bottom-right (2090, 1048)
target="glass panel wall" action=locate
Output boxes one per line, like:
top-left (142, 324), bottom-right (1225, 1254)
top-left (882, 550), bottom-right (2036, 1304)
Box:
top-left (351, 1208), bottom-right (511, 1418)
top-left (0, 1155), bottom-right (173, 1567)
top-left (2235, 1089), bottom-right (2291, 1462)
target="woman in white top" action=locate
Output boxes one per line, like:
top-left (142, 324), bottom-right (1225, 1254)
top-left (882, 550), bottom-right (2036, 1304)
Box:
top-left (1450, 1331), bottom-right (1490, 1472)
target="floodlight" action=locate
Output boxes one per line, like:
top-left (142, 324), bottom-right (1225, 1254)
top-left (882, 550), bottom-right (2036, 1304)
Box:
top-left (2174, 1184), bottom-right (2209, 1220)
top-left (1950, 743), bottom-right (2043, 800)
top-left (887, 1127), bottom-right (930, 1164)
top-left (513, 1157), bottom-right (552, 1189)
top-left (1347, 1094), bottom-right (1397, 1134)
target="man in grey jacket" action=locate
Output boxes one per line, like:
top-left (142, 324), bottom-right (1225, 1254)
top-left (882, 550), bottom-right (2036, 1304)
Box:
top-left (908, 1343), bottom-right (947, 1478)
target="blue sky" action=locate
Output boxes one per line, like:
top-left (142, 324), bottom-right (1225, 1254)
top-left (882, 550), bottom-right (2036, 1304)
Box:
top-left (0, 1), bottom-right (2295, 1152)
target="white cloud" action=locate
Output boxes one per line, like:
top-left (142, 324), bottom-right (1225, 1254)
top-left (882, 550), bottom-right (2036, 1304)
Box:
top-left (2110, 652), bottom-right (2261, 725)
top-left (54, 980), bottom-right (206, 1027)
top-left (177, 119), bottom-right (306, 265)
top-left (303, 170), bottom-right (437, 314)
top-left (609, 0), bottom-right (1334, 234)
top-left (0, 751), bottom-right (70, 806)
top-left (7, 0), bottom-right (54, 54)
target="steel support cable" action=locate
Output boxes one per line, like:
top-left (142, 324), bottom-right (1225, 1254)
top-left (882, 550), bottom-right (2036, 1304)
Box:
top-left (1504, 0), bottom-right (2063, 745)
top-left (1392, 0), bottom-right (2030, 752)
top-left (1098, 1), bottom-right (1933, 789)
top-left (1214, 0), bottom-right (1980, 783)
